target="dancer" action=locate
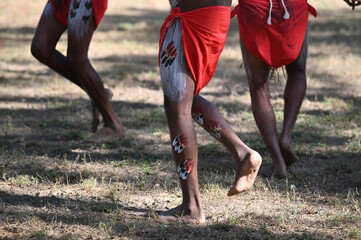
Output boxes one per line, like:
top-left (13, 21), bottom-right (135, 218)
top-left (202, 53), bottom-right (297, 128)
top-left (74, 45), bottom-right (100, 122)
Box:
top-left (157, 0), bottom-right (262, 224)
top-left (31, 0), bottom-right (125, 142)
top-left (232, 0), bottom-right (317, 177)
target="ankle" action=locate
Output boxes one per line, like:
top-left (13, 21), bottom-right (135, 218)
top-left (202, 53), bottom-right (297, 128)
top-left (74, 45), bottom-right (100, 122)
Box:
top-left (181, 198), bottom-right (203, 215)
top-left (280, 131), bottom-right (292, 144)
top-left (233, 143), bottom-right (252, 161)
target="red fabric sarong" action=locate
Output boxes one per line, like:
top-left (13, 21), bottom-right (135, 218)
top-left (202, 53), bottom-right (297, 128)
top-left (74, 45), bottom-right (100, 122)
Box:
top-left (232, 0), bottom-right (317, 68)
top-left (159, 6), bottom-right (231, 95)
top-left (50, 0), bottom-right (107, 29)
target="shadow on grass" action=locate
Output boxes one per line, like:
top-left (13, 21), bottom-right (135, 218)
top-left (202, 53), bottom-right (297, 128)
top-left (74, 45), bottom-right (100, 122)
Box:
top-left (1, 93), bottom-right (361, 196)
top-left (0, 191), bottom-right (336, 240)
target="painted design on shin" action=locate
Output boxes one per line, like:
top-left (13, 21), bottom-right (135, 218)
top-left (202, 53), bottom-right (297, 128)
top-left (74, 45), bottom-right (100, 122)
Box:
top-left (208, 121), bottom-right (222, 139)
top-left (192, 109), bottom-right (222, 139)
top-left (177, 159), bottom-right (194, 180)
top-left (192, 112), bottom-right (204, 125)
top-left (161, 41), bottom-right (177, 67)
top-left (209, 121), bottom-right (222, 139)
top-left (172, 134), bottom-right (187, 153)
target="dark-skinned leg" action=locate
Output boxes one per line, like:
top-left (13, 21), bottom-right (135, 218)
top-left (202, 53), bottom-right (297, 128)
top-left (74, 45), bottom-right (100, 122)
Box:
top-left (66, 7), bottom-right (125, 142)
top-left (280, 28), bottom-right (309, 165)
top-left (191, 94), bottom-right (262, 196)
top-left (30, 2), bottom-right (110, 133)
top-left (157, 76), bottom-right (205, 224)
top-left (240, 37), bottom-right (287, 178)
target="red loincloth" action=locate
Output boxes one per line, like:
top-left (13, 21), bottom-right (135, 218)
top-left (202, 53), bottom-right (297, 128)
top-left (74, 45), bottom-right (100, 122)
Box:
top-left (232, 0), bottom-right (317, 68)
top-left (159, 6), bottom-right (231, 95)
top-left (50, 0), bottom-right (107, 28)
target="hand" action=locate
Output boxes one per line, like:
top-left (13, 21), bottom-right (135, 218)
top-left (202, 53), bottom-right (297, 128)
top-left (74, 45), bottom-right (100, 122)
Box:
top-left (344, 0), bottom-right (361, 10)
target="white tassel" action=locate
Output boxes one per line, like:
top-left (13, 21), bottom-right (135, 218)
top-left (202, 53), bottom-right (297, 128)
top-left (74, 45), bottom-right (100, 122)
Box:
top-left (281, 0), bottom-right (290, 19)
top-left (267, 0), bottom-right (273, 25)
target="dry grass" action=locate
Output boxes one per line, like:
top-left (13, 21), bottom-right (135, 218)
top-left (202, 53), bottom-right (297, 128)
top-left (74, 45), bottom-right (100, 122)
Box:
top-left (0, 0), bottom-right (360, 239)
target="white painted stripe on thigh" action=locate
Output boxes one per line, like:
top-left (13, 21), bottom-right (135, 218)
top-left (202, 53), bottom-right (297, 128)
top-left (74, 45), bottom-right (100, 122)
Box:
top-left (68, 0), bottom-right (93, 40)
top-left (43, 2), bottom-right (52, 18)
top-left (160, 19), bottom-right (188, 103)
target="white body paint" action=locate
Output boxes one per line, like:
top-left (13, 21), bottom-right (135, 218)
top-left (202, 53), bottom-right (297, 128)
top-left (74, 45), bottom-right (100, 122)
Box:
top-left (172, 135), bottom-right (185, 153)
top-left (68, 0), bottom-right (93, 40)
top-left (160, 0), bottom-right (187, 103)
top-left (43, 2), bottom-right (52, 18)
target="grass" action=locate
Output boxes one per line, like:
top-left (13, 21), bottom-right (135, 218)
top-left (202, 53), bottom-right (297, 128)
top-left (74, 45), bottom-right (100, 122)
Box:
top-left (0, 0), bottom-right (361, 239)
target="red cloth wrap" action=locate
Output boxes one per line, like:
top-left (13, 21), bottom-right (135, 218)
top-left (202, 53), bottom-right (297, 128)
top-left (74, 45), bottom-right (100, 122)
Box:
top-left (50, 0), bottom-right (108, 29)
top-left (159, 6), bottom-right (231, 95)
top-left (232, 0), bottom-right (317, 68)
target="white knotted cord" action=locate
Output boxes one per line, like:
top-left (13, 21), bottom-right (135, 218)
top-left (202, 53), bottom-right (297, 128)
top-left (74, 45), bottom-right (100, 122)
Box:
top-left (280, 0), bottom-right (290, 19)
top-left (267, 0), bottom-right (273, 25)
top-left (267, 0), bottom-right (290, 25)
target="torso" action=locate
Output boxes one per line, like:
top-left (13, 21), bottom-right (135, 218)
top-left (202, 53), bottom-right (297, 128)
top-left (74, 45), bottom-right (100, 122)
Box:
top-left (170, 0), bottom-right (232, 12)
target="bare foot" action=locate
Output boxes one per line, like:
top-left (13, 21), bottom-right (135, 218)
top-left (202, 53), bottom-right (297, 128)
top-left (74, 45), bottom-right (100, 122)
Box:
top-left (279, 140), bottom-right (299, 166)
top-left (91, 88), bottom-right (114, 133)
top-left (156, 205), bottom-right (205, 224)
top-left (227, 151), bottom-right (262, 196)
top-left (83, 126), bottom-right (126, 143)
top-left (258, 164), bottom-right (287, 178)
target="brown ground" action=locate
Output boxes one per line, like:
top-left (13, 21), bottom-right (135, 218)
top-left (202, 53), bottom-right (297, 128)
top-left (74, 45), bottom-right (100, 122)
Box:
top-left (0, 0), bottom-right (360, 239)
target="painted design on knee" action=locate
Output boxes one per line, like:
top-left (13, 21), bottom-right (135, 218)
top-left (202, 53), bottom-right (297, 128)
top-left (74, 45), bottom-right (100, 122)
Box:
top-left (177, 159), bottom-right (194, 180)
top-left (172, 133), bottom-right (187, 153)
top-left (161, 41), bottom-right (177, 67)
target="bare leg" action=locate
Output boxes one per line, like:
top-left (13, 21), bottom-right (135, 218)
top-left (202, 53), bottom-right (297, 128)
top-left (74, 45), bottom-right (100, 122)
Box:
top-left (240, 38), bottom-right (287, 178)
top-left (191, 95), bottom-right (262, 196)
top-left (157, 76), bottom-right (205, 224)
top-left (280, 28), bottom-right (309, 165)
top-left (30, 2), bottom-right (113, 133)
top-left (91, 88), bottom-right (113, 133)
top-left (64, 4), bottom-right (125, 142)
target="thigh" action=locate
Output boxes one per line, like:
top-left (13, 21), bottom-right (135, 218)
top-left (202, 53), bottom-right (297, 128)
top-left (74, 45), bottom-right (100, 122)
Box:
top-left (67, 0), bottom-right (96, 57)
top-left (286, 27), bottom-right (309, 73)
top-left (240, 36), bottom-right (270, 88)
top-left (33, 1), bottom-right (66, 50)
top-left (160, 18), bottom-right (190, 103)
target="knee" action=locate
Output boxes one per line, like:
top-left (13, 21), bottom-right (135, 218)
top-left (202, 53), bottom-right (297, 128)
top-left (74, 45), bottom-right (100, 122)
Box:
top-left (245, 67), bottom-right (269, 93)
top-left (66, 53), bottom-right (89, 70)
top-left (286, 66), bottom-right (306, 81)
top-left (31, 39), bottom-right (49, 63)
top-left (248, 76), bottom-right (268, 93)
